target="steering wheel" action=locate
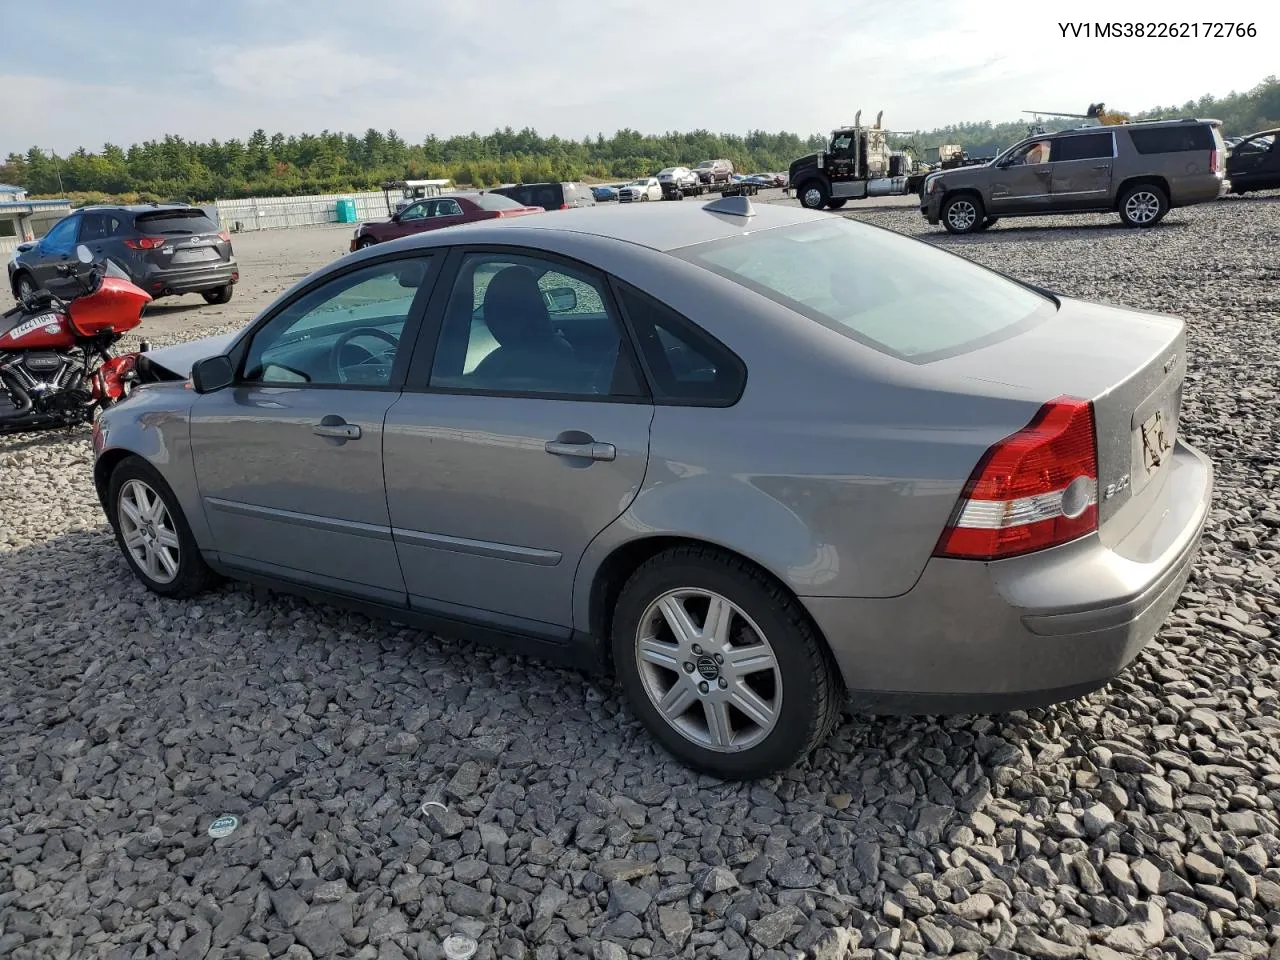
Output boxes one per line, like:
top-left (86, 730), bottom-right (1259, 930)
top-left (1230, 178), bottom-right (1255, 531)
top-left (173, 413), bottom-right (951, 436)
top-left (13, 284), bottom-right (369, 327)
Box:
top-left (330, 327), bottom-right (400, 383)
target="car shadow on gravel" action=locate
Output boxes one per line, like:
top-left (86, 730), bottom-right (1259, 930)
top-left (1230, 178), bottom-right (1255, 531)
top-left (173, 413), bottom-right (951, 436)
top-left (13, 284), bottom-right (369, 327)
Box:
top-left (927, 220), bottom-right (1193, 247)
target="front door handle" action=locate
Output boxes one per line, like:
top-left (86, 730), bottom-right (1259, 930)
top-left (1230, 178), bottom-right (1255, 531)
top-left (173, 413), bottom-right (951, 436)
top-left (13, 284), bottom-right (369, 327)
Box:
top-left (545, 440), bottom-right (615, 461)
top-left (314, 415), bottom-right (360, 441)
top-left (1092, 164), bottom-right (1110, 170)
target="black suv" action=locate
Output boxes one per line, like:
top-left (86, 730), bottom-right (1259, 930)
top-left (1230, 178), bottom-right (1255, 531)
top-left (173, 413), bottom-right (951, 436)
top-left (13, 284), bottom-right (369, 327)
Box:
top-left (487, 182), bottom-right (596, 210)
top-left (8, 204), bottom-right (238, 305)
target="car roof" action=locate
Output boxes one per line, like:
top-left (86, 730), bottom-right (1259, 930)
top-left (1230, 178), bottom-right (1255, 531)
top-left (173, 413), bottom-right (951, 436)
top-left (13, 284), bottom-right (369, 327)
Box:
top-left (76, 203), bottom-right (199, 215)
top-left (380, 197), bottom-right (829, 254)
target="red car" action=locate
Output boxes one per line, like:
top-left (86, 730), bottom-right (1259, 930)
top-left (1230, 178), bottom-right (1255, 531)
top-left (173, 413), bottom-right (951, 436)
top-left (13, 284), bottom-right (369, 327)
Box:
top-left (349, 192), bottom-right (543, 251)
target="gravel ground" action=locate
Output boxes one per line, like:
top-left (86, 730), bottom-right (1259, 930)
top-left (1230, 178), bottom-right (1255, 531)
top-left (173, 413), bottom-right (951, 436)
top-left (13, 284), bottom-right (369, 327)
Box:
top-left (3, 192), bottom-right (1280, 960)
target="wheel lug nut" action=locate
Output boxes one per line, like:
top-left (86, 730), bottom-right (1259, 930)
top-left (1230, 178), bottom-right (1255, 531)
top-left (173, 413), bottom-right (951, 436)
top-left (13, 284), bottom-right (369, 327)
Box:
top-left (683, 662), bottom-right (695, 674)
top-left (718, 678), bottom-right (727, 689)
top-left (692, 644), bottom-right (702, 655)
top-left (714, 653), bottom-right (723, 664)
top-left (698, 681), bottom-right (709, 694)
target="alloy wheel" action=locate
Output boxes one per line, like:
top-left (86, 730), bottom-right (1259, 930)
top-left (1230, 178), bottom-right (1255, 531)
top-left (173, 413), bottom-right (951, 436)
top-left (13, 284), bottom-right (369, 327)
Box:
top-left (1125, 191), bottom-right (1160, 224)
top-left (117, 479), bottom-right (181, 584)
top-left (946, 200), bottom-right (978, 231)
top-left (634, 588), bottom-right (782, 752)
top-left (803, 187), bottom-right (823, 209)
top-left (17, 276), bottom-right (35, 300)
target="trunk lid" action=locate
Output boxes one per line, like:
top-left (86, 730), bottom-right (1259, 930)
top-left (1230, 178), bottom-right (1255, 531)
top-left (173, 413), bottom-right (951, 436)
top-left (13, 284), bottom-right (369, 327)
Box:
top-left (132, 209), bottom-right (232, 270)
top-left (930, 295), bottom-right (1185, 549)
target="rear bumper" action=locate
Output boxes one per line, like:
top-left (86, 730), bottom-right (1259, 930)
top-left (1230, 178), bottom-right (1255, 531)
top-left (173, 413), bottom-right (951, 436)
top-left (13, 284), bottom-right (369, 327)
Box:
top-left (141, 261), bottom-right (238, 295)
top-left (1172, 176), bottom-right (1230, 207)
top-left (802, 438), bottom-right (1213, 714)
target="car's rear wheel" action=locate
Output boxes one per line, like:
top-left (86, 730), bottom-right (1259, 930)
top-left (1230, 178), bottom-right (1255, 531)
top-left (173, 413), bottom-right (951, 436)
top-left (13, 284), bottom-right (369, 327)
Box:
top-left (202, 284), bottom-right (234, 305)
top-left (107, 456), bottom-right (216, 598)
top-left (611, 546), bottom-right (843, 780)
top-left (799, 180), bottom-right (829, 210)
top-left (14, 272), bottom-right (36, 301)
top-left (941, 194), bottom-right (984, 234)
top-left (1118, 184), bottom-right (1169, 228)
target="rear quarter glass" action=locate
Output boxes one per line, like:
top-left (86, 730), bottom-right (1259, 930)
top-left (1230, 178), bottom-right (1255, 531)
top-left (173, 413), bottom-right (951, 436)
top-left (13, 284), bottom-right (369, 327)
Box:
top-left (674, 218), bottom-right (1055, 364)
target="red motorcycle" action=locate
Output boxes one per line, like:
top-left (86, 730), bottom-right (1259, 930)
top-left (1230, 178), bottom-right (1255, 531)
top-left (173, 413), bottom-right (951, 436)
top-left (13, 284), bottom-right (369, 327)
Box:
top-left (1, 244), bottom-right (151, 431)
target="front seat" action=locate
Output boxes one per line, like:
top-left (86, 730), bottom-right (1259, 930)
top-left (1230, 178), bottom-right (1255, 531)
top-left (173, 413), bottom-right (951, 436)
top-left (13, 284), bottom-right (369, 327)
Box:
top-left (471, 266), bottom-right (579, 388)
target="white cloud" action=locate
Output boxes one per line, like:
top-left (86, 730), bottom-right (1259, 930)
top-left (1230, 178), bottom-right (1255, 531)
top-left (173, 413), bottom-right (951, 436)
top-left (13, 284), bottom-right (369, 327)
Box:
top-left (209, 40), bottom-right (405, 101)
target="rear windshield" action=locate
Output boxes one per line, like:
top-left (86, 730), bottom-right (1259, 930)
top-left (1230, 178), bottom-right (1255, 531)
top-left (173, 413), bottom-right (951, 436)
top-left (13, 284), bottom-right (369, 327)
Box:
top-left (133, 209), bottom-right (220, 234)
top-left (674, 218), bottom-right (1054, 362)
top-left (473, 192), bottom-right (527, 211)
top-left (1127, 124), bottom-right (1215, 154)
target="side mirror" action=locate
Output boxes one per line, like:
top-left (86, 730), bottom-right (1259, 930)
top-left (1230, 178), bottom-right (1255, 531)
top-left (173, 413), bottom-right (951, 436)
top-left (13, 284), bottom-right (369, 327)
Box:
top-left (394, 261), bottom-right (426, 287)
top-left (16, 241), bottom-right (34, 254)
top-left (76, 244), bottom-right (94, 264)
top-left (190, 355), bottom-right (235, 394)
top-left (542, 286), bottom-right (577, 313)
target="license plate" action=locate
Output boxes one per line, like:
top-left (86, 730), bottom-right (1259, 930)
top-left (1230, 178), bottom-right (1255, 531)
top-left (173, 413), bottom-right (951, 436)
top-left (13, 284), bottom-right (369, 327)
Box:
top-left (1139, 408), bottom-right (1173, 478)
top-left (173, 248), bottom-right (218, 264)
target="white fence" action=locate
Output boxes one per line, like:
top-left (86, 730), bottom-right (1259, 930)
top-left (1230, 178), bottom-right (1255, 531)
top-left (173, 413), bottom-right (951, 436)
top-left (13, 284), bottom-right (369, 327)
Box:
top-left (214, 191), bottom-right (392, 233)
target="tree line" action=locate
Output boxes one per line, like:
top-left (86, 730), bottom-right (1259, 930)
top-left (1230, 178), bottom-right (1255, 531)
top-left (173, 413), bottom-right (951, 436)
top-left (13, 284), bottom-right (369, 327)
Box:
top-left (2, 76), bottom-right (1275, 203)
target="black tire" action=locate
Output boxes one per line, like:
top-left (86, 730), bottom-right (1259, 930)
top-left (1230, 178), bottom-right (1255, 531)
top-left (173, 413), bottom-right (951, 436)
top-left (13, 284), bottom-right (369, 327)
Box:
top-left (826, 198), bottom-right (847, 210)
top-left (106, 456), bottom-right (217, 599)
top-left (941, 194), bottom-right (985, 234)
top-left (1118, 183), bottom-right (1169, 228)
top-left (202, 284), bottom-right (233, 305)
top-left (973, 217), bottom-right (999, 232)
top-left (797, 180), bottom-right (830, 210)
top-left (355, 236), bottom-right (377, 250)
top-left (14, 271), bottom-right (37, 302)
top-left (611, 545), bottom-right (843, 780)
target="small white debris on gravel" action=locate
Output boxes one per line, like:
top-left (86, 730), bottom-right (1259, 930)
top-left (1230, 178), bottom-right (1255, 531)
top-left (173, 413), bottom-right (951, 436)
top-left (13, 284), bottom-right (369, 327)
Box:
top-left (2, 194), bottom-right (1279, 959)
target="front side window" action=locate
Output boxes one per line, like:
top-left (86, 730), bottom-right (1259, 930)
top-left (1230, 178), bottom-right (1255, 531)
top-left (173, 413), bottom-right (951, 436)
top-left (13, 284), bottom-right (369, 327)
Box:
top-left (429, 252), bottom-right (642, 398)
top-left (1236, 134), bottom-right (1276, 156)
top-left (242, 256), bottom-right (435, 387)
top-left (400, 201), bottom-right (431, 221)
top-left (1007, 140), bottom-right (1052, 165)
top-left (40, 217), bottom-right (80, 254)
top-left (675, 218), bottom-right (1053, 363)
top-left (1052, 132), bottom-right (1114, 162)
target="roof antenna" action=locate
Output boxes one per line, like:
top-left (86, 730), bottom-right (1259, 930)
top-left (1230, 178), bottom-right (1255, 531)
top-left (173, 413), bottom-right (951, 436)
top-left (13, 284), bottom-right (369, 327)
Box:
top-left (703, 194), bottom-right (755, 218)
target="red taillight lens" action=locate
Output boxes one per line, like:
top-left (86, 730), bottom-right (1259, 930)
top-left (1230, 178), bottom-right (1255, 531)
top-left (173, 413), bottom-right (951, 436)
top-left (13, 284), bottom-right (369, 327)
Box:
top-left (933, 396), bottom-right (1098, 561)
top-left (217, 231), bottom-right (231, 243)
top-left (124, 237), bottom-right (166, 250)
top-left (559, 203), bottom-right (569, 210)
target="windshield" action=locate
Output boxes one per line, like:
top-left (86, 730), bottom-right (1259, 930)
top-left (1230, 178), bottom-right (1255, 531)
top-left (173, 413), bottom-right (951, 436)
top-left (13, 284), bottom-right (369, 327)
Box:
top-left (695, 161), bottom-right (713, 169)
top-left (630, 179), bottom-right (648, 185)
top-left (673, 218), bottom-right (1054, 362)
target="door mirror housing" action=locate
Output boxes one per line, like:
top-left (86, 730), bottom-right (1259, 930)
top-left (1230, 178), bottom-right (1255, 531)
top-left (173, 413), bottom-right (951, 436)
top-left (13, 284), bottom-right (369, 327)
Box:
top-left (190, 355), bottom-right (235, 393)
top-left (76, 244), bottom-right (94, 264)
top-left (15, 241), bottom-right (34, 254)
top-left (542, 286), bottom-right (577, 313)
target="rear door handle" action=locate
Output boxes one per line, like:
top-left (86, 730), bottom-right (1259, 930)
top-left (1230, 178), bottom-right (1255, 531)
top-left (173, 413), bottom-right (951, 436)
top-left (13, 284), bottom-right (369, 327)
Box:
top-left (314, 415), bottom-right (361, 441)
top-left (545, 440), bottom-right (615, 461)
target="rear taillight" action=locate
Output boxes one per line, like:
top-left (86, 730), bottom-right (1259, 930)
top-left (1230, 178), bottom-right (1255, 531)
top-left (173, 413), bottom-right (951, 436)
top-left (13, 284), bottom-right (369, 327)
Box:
top-left (933, 396), bottom-right (1098, 561)
top-left (124, 237), bottom-right (166, 250)
top-left (217, 231), bottom-right (231, 243)
top-left (559, 203), bottom-right (569, 210)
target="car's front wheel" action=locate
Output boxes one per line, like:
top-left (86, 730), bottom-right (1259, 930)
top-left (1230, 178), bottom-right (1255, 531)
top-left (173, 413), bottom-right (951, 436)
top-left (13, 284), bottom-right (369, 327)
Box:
top-left (1118, 183), bottom-right (1169, 228)
top-left (107, 456), bottom-right (216, 598)
top-left (798, 180), bottom-right (829, 210)
top-left (941, 194), bottom-right (985, 234)
top-left (611, 546), bottom-right (843, 780)
top-left (14, 272), bottom-right (37, 302)
top-left (202, 284), bottom-right (234, 305)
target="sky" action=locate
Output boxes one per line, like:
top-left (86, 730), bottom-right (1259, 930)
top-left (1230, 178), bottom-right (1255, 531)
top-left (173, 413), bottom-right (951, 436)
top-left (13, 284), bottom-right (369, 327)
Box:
top-left (1, 0), bottom-right (1274, 155)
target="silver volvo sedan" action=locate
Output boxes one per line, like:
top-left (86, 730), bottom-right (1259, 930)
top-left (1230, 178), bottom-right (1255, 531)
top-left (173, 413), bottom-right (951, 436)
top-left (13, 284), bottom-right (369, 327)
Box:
top-left (92, 195), bottom-right (1213, 779)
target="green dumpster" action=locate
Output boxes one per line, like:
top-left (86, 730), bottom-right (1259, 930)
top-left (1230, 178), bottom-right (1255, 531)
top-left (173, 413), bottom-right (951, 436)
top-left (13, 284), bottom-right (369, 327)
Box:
top-left (336, 198), bottom-right (357, 223)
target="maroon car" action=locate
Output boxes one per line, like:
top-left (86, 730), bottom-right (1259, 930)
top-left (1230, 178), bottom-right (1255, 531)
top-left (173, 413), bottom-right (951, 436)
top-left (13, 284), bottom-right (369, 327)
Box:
top-left (349, 192), bottom-right (543, 251)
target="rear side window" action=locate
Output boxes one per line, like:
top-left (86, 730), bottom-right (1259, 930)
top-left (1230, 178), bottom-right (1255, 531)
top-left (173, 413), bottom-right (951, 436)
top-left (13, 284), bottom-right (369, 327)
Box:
top-left (1127, 125), bottom-right (1215, 154)
top-left (675, 218), bottom-right (1053, 363)
top-left (78, 212), bottom-right (126, 241)
top-left (134, 209), bottom-right (220, 234)
top-left (1053, 132), bottom-right (1114, 162)
top-left (614, 282), bottom-right (745, 405)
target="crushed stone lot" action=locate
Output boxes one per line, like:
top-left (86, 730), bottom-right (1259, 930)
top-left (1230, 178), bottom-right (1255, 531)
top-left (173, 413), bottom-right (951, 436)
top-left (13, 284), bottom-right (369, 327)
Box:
top-left (2, 192), bottom-right (1280, 960)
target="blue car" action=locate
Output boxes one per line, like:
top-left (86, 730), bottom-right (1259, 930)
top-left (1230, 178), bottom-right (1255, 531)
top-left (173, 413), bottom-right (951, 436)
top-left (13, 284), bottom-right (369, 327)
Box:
top-left (591, 186), bottom-right (618, 202)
